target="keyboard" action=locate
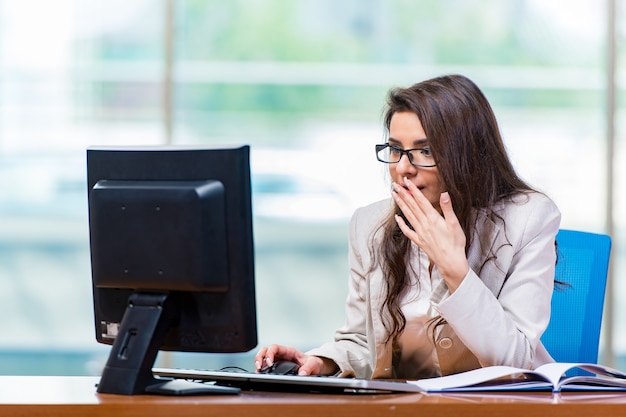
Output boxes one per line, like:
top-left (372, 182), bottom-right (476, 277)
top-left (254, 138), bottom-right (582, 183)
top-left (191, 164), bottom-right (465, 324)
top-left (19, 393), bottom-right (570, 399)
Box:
top-left (152, 367), bottom-right (423, 394)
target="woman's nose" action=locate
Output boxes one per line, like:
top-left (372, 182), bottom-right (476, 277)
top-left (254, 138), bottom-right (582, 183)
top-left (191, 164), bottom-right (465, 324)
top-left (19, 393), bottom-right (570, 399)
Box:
top-left (395, 153), bottom-right (417, 176)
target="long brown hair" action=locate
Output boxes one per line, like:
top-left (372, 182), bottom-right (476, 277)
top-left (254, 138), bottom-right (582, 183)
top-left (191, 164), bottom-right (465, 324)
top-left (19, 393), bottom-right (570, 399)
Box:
top-left (374, 74), bottom-right (534, 342)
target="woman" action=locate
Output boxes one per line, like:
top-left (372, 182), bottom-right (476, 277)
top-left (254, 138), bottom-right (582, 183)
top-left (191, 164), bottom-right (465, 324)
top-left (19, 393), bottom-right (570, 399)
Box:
top-left (255, 74), bottom-right (561, 379)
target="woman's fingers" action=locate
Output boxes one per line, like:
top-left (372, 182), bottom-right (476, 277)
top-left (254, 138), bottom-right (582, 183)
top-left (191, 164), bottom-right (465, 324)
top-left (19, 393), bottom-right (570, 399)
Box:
top-left (439, 192), bottom-right (461, 231)
top-left (255, 344), bottom-right (286, 370)
top-left (391, 183), bottom-right (420, 230)
top-left (254, 347), bottom-right (268, 370)
top-left (254, 344), bottom-right (305, 371)
top-left (392, 179), bottom-right (440, 236)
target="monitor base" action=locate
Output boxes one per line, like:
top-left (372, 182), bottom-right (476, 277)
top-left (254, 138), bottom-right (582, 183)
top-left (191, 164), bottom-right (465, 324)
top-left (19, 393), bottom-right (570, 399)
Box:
top-left (145, 379), bottom-right (240, 395)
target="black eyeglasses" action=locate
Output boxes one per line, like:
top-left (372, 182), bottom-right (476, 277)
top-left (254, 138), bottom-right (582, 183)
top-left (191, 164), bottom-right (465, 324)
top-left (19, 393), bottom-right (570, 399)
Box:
top-left (375, 143), bottom-right (436, 167)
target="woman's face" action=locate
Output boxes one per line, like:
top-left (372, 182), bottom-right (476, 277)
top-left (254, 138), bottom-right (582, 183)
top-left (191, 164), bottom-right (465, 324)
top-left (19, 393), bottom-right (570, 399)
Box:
top-left (388, 111), bottom-right (446, 211)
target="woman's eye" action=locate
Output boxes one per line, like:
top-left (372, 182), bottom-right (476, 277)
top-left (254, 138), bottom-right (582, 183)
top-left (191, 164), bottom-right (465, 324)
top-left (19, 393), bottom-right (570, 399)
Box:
top-left (421, 147), bottom-right (432, 156)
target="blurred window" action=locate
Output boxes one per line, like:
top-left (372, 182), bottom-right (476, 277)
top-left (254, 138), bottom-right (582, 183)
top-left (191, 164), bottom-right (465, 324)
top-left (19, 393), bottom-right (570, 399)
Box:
top-left (0, 0), bottom-right (622, 374)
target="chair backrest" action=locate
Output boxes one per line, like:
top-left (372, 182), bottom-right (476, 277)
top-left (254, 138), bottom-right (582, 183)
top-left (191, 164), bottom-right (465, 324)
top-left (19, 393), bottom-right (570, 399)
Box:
top-left (540, 229), bottom-right (611, 364)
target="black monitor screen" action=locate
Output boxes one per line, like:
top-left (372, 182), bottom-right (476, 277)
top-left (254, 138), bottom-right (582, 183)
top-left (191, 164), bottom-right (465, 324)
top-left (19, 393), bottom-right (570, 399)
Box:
top-left (87, 145), bottom-right (257, 395)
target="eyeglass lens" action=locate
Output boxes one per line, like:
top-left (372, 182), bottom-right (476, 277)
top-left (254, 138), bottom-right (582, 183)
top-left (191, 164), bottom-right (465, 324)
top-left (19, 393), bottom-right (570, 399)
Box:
top-left (376, 144), bottom-right (435, 167)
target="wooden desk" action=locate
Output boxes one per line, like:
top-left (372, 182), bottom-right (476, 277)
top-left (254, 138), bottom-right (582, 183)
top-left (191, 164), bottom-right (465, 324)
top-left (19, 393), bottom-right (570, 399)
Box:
top-left (1, 376), bottom-right (626, 417)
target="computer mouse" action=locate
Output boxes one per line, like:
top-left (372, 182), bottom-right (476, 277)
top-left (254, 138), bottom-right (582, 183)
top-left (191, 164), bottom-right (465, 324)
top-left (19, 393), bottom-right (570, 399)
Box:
top-left (259, 360), bottom-right (300, 375)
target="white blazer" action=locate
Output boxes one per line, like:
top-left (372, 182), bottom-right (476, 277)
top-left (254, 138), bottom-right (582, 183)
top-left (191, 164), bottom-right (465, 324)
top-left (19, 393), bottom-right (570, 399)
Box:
top-left (307, 191), bottom-right (561, 379)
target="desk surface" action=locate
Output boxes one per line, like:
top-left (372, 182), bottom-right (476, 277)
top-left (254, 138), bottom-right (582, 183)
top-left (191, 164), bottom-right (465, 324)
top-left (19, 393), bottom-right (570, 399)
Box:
top-left (1, 376), bottom-right (626, 417)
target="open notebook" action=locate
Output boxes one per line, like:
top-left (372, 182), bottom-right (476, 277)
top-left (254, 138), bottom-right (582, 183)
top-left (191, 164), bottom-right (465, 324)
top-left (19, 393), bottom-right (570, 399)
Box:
top-left (152, 368), bottom-right (423, 394)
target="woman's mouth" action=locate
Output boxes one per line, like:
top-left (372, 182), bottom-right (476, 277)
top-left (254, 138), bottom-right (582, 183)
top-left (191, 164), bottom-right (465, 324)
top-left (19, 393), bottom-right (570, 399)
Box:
top-left (405, 184), bottom-right (425, 191)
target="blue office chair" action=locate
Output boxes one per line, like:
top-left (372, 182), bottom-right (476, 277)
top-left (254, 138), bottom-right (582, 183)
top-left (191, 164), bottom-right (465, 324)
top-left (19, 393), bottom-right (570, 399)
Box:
top-left (540, 229), bottom-right (612, 364)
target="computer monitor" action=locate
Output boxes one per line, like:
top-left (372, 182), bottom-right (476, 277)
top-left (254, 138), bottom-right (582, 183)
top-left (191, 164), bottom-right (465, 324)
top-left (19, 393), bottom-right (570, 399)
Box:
top-left (87, 145), bottom-right (257, 395)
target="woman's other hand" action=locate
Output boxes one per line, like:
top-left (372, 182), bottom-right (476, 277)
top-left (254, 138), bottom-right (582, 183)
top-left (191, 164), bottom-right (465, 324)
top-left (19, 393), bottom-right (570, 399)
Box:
top-left (392, 178), bottom-right (469, 291)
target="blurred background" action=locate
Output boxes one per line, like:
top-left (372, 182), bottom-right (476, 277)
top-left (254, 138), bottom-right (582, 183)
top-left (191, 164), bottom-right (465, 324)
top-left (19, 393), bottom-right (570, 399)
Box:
top-left (0, 0), bottom-right (624, 375)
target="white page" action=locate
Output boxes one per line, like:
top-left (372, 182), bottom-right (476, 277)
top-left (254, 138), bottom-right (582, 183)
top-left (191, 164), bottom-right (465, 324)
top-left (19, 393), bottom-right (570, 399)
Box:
top-left (534, 362), bottom-right (626, 391)
top-left (409, 366), bottom-right (550, 391)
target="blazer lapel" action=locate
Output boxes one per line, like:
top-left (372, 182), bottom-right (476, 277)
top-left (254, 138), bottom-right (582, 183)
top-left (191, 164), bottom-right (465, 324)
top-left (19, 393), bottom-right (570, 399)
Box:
top-left (468, 208), bottom-right (509, 296)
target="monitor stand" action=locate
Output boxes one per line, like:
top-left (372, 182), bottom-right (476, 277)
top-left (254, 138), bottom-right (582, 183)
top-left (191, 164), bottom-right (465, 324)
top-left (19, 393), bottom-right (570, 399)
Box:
top-left (96, 292), bottom-right (240, 396)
